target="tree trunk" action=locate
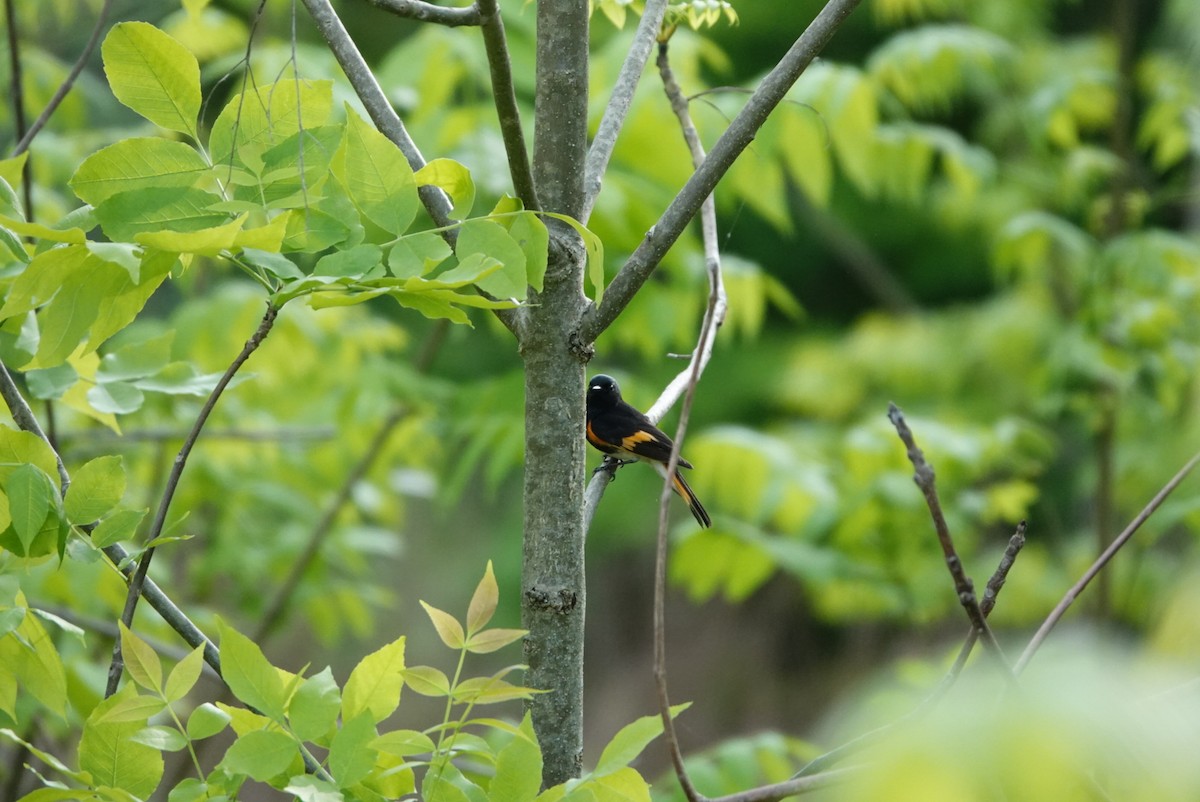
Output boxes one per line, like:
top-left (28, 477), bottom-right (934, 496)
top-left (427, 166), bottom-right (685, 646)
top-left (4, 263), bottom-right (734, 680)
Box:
top-left (521, 0), bottom-right (590, 787)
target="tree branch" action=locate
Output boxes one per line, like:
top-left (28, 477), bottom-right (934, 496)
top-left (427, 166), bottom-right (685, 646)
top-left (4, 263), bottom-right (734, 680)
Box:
top-left (580, 0), bottom-right (669, 222)
top-left (105, 303), bottom-right (279, 698)
top-left (1014, 450), bottom-right (1200, 674)
top-left (0, 360), bottom-right (222, 674)
top-left (887, 403), bottom-right (1015, 681)
top-left (796, 521), bottom-right (1026, 778)
top-left (366, 0), bottom-right (481, 26)
top-left (11, 0), bottom-right (113, 157)
top-left (4, 0), bottom-right (33, 219)
top-left (476, 0), bottom-right (539, 210)
top-left (300, 0), bottom-right (455, 229)
top-left (576, 0), bottom-right (863, 343)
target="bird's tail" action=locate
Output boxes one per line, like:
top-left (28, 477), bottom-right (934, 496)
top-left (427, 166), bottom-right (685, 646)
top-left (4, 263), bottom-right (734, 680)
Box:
top-left (653, 462), bottom-right (711, 528)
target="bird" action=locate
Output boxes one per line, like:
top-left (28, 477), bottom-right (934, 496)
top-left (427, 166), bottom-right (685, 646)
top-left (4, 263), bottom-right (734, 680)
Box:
top-left (585, 374), bottom-right (711, 528)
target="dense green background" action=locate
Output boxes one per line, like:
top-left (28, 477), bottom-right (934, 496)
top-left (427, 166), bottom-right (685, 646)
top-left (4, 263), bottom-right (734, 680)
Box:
top-left (2, 0), bottom-right (1200, 797)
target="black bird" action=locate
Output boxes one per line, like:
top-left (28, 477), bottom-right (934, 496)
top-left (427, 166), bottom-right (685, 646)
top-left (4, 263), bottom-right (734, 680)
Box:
top-left (585, 374), bottom-right (711, 528)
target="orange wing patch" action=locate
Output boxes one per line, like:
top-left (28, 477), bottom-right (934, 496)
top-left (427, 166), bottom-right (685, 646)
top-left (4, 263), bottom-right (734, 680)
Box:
top-left (620, 429), bottom-right (659, 451)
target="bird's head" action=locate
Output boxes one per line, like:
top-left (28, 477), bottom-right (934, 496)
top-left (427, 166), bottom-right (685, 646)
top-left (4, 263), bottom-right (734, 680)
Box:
top-left (587, 374), bottom-right (621, 409)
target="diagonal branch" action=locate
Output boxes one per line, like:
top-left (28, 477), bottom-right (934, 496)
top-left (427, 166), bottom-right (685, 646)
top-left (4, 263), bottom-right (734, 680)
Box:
top-left (576, 0), bottom-right (863, 344)
top-left (367, 0), bottom-right (481, 26)
top-left (12, 0), bottom-right (113, 157)
top-left (301, 0), bottom-right (455, 228)
top-left (796, 521), bottom-right (1026, 779)
top-left (105, 302), bottom-right (279, 697)
top-left (887, 403), bottom-right (1016, 682)
top-left (580, 0), bottom-right (669, 222)
top-left (1014, 450), bottom-right (1200, 674)
top-left (0, 361), bottom-right (221, 673)
top-left (477, 0), bottom-right (539, 210)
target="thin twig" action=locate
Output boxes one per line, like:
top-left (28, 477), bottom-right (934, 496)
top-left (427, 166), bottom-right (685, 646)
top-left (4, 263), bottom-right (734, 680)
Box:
top-left (105, 303), bottom-right (279, 697)
top-left (1014, 450), bottom-right (1200, 674)
top-left (366, 0), bottom-right (482, 26)
top-left (650, 38), bottom-right (725, 802)
top-left (4, 0), bottom-right (33, 219)
top-left (12, 0), bottom-right (113, 156)
top-left (886, 403), bottom-right (1015, 681)
top-left (796, 521), bottom-right (1026, 778)
top-left (477, 0), bottom-right (539, 210)
top-left (577, 0), bottom-right (864, 344)
top-left (581, 0), bottom-right (669, 222)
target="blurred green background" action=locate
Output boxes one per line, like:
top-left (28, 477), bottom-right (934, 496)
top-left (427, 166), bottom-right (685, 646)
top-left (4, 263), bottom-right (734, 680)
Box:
top-left (3, 0), bottom-right (1200, 793)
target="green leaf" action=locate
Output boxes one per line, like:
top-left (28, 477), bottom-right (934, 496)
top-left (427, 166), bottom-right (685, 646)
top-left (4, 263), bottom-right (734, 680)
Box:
top-left (6, 464), bottom-right (53, 552)
top-left (131, 724), bottom-right (189, 752)
top-left (458, 219), bottom-right (526, 301)
top-left (22, 366), bottom-right (76, 403)
top-left (218, 620), bottom-right (286, 720)
top-left (587, 768), bottom-right (651, 802)
top-left (504, 212), bottom-right (549, 293)
top-left (71, 138), bottom-right (209, 206)
top-left (209, 80), bottom-right (333, 171)
top-left (0, 726), bottom-right (90, 783)
top-left (452, 676), bottom-right (537, 705)
top-left (165, 644), bottom-right (207, 703)
top-left (289, 667), bottom-right (341, 742)
top-left (243, 248), bottom-right (305, 280)
top-left (464, 628), bottom-right (527, 655)
top-left (218, 728), bottom-right (298, 782)
top-left (415, 158), bottom-right (475, 218)
top-left (466, 561), bottom-right (498, 636)
top-left (541, 212), bottom-right (604, 303)
top-left (388, 290), bottom-right (470, 324)
top-left (65, 455), bottom-right (125, 525)
top-left (135, 215), bottom-right (248, 256)
top-left (87, 381), bottom-right (145, 415)
top-left (342, 635), bottom-right (405, 723)
top-left (594, 703), bottom-right (690, 776)
top-left (424, 768), bottom-right (476, 802)
top-left (490, 714), bottom-right (541, 802)
top-left (98, 331), bottom-right (174, 382)
top-left (400, 665), bottom-right (450, 697)
top-left (0, 426), bottom-right (60, 483)
top-left (420, 601), bottom-right (465, 649)
top-left (332, 108), bottom-right (419, 235)
top-left (94, 186), bottom-right (228, 241)
top-left (102, 22), bottom-right (201, 138)
top-left (285, 775), bottom-right (344, 802)
top-left (96, 693), bottom-right (168, 723)
top-left (186, 702), bottom-right (231, 740)
top-left (0, 592), bottom-right (67, 718)
top-left (314, 244), bottom-right (383, 279)
top-left (120, 621), bottom-right (164, 693)
top-left (371, 729), bottom-right (436, 758)
top-left (80, 684), bottom-right (165, 799)
top-left (91, 507), bottom-right (148, 548)
top-left (328, 711), bottom-right (378, 789)
top-left (388, 231), bottom-right (451, 278)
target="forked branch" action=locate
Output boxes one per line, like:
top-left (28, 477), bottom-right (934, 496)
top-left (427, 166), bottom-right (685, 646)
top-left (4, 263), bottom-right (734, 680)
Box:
top-left (887, 403), bottom-right (1016, 682)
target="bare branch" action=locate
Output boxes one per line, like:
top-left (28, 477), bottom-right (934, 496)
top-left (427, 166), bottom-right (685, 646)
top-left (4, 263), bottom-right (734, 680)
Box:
top-left (4, 0), bottom-right (33, 218)
top-left (477, 0), bottom-right (540, 210)
top-left (105, 303), bottom-right (279, 698)
top-left (11, 0), bottom-right (113, 157)
top-left (581, 0), bottom-right (669, 222)
top-left (366, 0), bottom-right (481, 26)
top-left (577, 0), bottom-right (863, 343)
top-left (797, 522), bottom-right (1026, 778)
top-left (887, 403), bottom-right (1015, 681)
top-left (1015, 451), bottom-right (1200, 674)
